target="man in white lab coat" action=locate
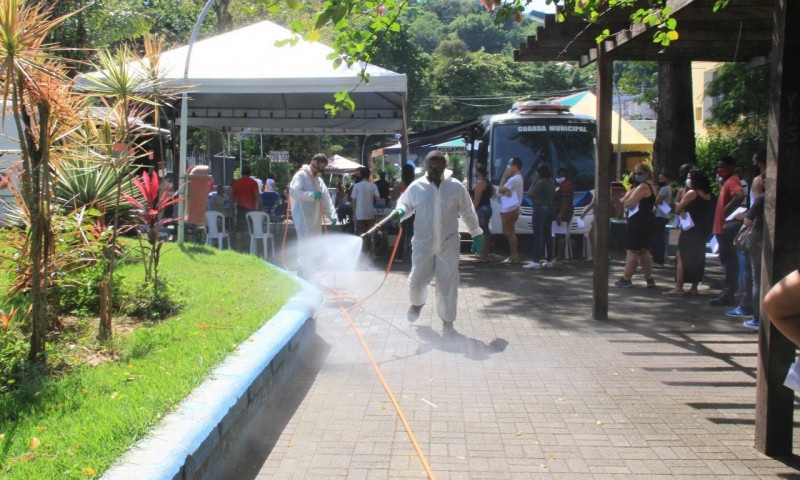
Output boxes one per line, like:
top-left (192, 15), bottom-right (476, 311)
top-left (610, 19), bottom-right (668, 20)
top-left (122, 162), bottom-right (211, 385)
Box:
top-left (289, 153), bottom-right (336, 279)
top-left (394, 150), bottom-right (483, 334)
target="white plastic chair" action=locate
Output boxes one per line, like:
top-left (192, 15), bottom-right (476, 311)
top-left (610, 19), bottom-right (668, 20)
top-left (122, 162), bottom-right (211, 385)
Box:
top-left (564, 206), bottom-right (594, 260)
top-left (246, 211), bottom-right (274, 259)
top-left (205, 210), bottom-right (230, 249)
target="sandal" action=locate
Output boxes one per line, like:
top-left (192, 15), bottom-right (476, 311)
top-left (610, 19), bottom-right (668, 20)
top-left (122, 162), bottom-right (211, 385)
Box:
top-left (662, 289), bottom-right (686, 297)
top-left (501, 257), bottom-right (519, 264)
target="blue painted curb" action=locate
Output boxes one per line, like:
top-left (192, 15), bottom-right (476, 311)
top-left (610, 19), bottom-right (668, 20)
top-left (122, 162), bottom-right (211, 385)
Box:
top-left (102, 266), bottom-right (322, 480)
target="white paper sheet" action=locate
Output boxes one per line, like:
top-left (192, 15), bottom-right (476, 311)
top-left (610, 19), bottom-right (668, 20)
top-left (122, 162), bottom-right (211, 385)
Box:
top-left (626, 202), bottom-right (640, 218)
top-left (576, 217), bottom-right (585, 229)
top-left (709, 235), bottom-right (719, 253)
top-left (679, 212), bottom-right (695, 231)
top-left (725, 206), bottom-right (747, 221)
top-left (657, 201), bottom-right (671, 215)
top-left (551, 220), bottom-right (568, 235)
top-left (500, 191), bottom-right (519, 211)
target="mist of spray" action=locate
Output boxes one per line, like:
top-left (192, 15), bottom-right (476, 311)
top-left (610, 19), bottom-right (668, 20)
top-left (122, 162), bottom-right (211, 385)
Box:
top-left (282, 232), bottom-right (384, 294)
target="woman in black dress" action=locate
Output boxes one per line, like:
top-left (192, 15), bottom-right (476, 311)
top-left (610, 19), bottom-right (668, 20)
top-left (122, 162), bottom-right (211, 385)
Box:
top-left (615, 162), bottom-right (658, 288)
top-left (664, 169), bottom-right (714, 297)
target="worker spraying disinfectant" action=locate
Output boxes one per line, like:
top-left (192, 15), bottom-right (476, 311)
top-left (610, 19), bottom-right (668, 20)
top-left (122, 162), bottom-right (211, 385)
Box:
top-left (386, 150), bottom-right (483, 335)
top-left (289, 153), bottom-right (338, 280)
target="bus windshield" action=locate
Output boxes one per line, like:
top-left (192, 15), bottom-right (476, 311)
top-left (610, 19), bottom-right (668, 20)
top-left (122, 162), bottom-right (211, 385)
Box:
top-left (489, 122), bottom-right (596, 192)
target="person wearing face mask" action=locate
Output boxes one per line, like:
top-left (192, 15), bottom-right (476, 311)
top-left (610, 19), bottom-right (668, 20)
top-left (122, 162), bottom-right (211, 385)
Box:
top-left (615, 162), bottom-right (657, 288)
top-left (663, 169), bottom-right (715, 297)
top-left (393, 150), bottom-right (483, 335)
top-left (289, 153), bottom-right (337, 279)
top-left (552, 167), bottom-right (574, 264)
top-left (709, 155), bottom-right (746, 306)
top-left (650, 170), bottom-right (673, 267)
top-left (497, 157), bottom-right (524, 264)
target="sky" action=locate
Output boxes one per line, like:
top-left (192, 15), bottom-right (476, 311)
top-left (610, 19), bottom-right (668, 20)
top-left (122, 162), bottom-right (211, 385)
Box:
top-left (526, 0), bottom-right (557, 14)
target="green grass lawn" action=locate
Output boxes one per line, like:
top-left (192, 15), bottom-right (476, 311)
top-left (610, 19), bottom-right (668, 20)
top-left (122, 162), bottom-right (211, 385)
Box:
top-left (0, 243), bottom-right (298, 479)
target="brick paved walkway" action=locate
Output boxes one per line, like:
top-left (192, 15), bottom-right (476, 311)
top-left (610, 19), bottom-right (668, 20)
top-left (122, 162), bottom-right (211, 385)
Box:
top-left (234, 251), bottom-right (800, 479)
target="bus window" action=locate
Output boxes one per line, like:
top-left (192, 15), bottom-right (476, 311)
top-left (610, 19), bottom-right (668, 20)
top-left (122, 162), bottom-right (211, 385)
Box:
top-left (549, 129), bottom-right (596, 192)
top-left (489, 125), bottom-right (548, 190)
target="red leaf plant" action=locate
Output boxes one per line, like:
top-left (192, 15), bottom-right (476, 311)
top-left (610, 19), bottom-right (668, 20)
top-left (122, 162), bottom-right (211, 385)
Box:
top-left (122, 170), bottom-right (184, 285)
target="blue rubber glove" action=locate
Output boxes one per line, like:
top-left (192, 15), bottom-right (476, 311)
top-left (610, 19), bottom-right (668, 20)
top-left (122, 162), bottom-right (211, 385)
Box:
top-left (470, 234), bottom-right (484, 255)
top-left (313, 191), bottom-right (322, 200)
top-left (330, 215), bottom-right (337, 225)
top-left (393, 207), bottom-right (405, 219)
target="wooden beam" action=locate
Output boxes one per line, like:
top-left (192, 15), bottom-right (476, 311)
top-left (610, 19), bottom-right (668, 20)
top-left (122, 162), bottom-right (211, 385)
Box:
top-left (592, 50), bottom-right (613, 321)
top-left (755, 0), bottom-right (799, 458)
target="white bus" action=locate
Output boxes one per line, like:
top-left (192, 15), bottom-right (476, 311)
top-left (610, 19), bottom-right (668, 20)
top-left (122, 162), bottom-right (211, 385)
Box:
top-left (469, 102), bottom-right (596, 240)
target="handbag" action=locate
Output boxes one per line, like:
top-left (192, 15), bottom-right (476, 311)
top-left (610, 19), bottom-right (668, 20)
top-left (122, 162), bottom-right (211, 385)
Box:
top-left (733, 221), bottom-right (760, 251)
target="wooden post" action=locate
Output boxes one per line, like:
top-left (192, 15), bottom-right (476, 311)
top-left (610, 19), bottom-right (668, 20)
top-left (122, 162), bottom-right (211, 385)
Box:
top-left (755, 0), bottom-right (800, 457)
top-left (593, 49), bottom-right (613, 320)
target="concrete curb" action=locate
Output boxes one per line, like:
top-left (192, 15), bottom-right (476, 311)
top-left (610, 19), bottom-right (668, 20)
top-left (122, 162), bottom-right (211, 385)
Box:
top-left (102, 267), bottom-right (322, 480)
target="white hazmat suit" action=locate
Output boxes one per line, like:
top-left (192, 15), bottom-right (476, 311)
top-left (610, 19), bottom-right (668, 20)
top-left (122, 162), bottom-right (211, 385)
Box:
top-left (396, 169), bottom-right (482, 323)
top-left (289, 165), bottom-right (335, 278)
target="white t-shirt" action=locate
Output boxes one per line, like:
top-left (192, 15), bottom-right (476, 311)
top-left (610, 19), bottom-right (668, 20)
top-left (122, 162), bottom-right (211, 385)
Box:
top-left (351, 181), bottom-right (380, 221)
top-left (500, 173), bottom-right (523, 213)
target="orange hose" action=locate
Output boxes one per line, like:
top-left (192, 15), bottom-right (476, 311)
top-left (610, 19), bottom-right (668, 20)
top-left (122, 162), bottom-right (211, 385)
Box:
top-left (338, 305), bottom-right (436, 480)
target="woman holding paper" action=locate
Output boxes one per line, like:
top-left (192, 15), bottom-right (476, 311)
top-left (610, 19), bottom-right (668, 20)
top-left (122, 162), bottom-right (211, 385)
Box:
top-left (615, 163), bottom-right (658, 288)
top-left (663, 169), bottom-right (714, 297)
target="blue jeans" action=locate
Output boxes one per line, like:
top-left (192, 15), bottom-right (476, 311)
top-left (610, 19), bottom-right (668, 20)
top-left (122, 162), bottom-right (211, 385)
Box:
top-left (531, 204), bottom-right (553, 262)
top-left (738, 251), bottom-right (753, 313)
top-left (476, 205), bottom-right (492, 237)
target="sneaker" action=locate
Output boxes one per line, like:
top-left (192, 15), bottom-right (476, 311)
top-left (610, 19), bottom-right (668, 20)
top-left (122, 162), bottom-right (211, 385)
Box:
top-left (615, 277), bottom-right (633, 288)
top-left (646, 278), bottom-right (656, 288)
top-left (742, 319), bottom-right (760, 330)
top-left (725, 306), bottom-right (754, 318)
top-left (522, 261), bottom-right (542, 269)
top-left (407, 304), bottom-right (423, 322)
top-left (544, 261), bottom-right (554, 268)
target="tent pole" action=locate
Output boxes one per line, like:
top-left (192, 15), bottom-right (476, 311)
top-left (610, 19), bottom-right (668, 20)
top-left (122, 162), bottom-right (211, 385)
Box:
top-left (400, 94), bottom-right (409, 167)
top-left (177, 0), bottom-right (216, 245)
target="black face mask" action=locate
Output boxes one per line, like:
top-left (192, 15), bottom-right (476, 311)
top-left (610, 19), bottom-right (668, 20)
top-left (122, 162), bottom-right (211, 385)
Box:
top-left (427, 168), bottom-right (444, 186)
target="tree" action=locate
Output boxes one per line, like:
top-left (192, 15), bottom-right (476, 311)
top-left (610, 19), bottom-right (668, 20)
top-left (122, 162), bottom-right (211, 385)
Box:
top-left (0, 0), bottom-right (76, 361)
top-left (653, 61), bottom-right (695, 178)
top-left (705, 62), bottom-right (769, 132)
top-left (405, 9), bottom-right (446, 53)
top-left (615, 61), bottom-right (658, 111)
top-left (448, 13), bottom-right (512, 54)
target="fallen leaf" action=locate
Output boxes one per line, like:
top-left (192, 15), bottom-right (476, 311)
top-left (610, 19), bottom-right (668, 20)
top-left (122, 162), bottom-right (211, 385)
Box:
top-left (596, 420), bottom-right (604, 425)
top-left (456, 456), bottom-right (466, 460)
top-left (248, 338), bottom-right (255, 342)
top-left (30, 437), bottom-right (41, 450)
top-left (287, 442), bottom-right (293, 448)
top-left (83, 467), bottom-right (96, 475)
top-left (540, 464), bottom-right (548, 469)
top-left (549, 453), bottom-right (556, 460)
top-left (515, 431), bottom-right (522, 436)
top-left (36, 426), bottom-right (46, 432)
top-left (380, 405), bottom-right (387, 410)
top-left (172, 405), bottom-right (179, 411)
top-left (110, 392), bottom-right (118, 400)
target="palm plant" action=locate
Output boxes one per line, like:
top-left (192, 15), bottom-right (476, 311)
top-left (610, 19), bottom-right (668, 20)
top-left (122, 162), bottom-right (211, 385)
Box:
top-left (0, 0), bottom-right (80, 362)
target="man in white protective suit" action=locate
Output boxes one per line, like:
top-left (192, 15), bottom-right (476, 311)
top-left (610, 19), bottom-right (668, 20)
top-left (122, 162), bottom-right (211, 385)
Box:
top-left (289, 153), bottom-right (337, 280)
top-left (393, 150), bottom-right (484, 334)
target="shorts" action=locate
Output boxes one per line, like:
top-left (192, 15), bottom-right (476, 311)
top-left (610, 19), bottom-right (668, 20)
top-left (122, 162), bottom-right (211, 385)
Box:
top-left (500, 208), bottom-right (519, 236)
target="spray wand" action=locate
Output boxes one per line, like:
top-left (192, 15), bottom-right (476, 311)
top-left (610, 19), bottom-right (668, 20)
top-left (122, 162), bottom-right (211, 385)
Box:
top-left (360, 208), bottom-right (401, 239)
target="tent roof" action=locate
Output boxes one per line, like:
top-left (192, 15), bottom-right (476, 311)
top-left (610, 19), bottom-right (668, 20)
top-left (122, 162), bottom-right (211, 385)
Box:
top-left (324, 154), bottom-right (362, 175)
top-left (80, 20), bottom-right (407, 136)
top-left (554, 91), bottom-right (653, 153)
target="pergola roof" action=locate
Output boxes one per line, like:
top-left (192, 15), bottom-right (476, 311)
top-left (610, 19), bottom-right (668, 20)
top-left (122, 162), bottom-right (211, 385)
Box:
top-left (515, 0), bottom-right (774, 67)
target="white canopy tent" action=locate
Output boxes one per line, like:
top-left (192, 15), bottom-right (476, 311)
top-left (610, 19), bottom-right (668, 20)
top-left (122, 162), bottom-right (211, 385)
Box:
top-left (324, 154), bottom-right (362, 175)
top-left (152, 20), bottom-right (408, 136)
